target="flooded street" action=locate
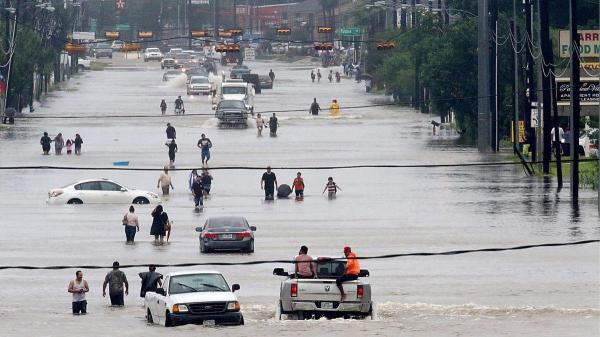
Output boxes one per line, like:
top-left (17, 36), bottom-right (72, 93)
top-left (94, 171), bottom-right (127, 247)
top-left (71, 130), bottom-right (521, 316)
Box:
top-left (0, 55), bottom-right (598, 337)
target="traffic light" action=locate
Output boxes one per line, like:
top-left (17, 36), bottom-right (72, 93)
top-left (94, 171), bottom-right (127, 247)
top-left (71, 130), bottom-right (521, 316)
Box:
top-left (215, 44), bottom-right (240, 53)
top-left (191, 30), bottom-right (211, 38)
top-left (138, 31), bottom-right (153, 38)
top-left (229, 29), bottom-right (243, 36)
top-left (105, 31), bottom-right (120, 39)
top-left (122, 43), bottom-right (141, 52)
top-left (275, 27), bottom-right (291, 35)
top-left (376, 42), bottom-right (395, 50)
top-left (64, 43), bottom-right (86, 53)
top-left (318, 26), bottom-right (333, 34)
top-left (217, 31), bottom-right (233, 38)
top-left (314, 42), bottom-right (333, 51)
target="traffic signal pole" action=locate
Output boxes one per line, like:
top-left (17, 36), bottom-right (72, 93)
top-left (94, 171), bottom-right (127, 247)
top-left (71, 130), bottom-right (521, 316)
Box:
top-left (569, 0), bottom-right (580, 204)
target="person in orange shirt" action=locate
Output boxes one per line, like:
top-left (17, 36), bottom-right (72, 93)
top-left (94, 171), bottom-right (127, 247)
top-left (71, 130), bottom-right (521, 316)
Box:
top-left (291, 172), bottom-right (305, 200)
top-left (336, 246), bottom-right (360, 302)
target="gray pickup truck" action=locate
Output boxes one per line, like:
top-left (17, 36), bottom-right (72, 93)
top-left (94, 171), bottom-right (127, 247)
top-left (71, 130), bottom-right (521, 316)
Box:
top-left (214, 99), bottom-right (248, 128)
top-left (273, 258), bottom-right (373, 320)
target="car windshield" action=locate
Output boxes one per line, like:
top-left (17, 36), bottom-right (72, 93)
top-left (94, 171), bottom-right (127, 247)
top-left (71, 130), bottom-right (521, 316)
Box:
top-left (174, 53), bottom-right (191, 59)
top-left (147, 48), bottom-right (160, 52)
top-left (207, 217), bottom-right (247, 229)
top-left (222, 87), bottom-right (246, 95)
top-left (315, 259), bottom-right (347, 278)
top-left (169, 274), bottom-right (229, 294)
top-left (218, 100), bottom-right (245, 109)
top-left (165, 71), bottom-right (181, 75)
top-left (191, 77), bottom-right (208, 84)
top-left (98, 43), bottom-right (111, 48)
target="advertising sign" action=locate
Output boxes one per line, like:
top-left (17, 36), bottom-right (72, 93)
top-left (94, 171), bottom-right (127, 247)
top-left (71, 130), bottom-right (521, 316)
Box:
top-left (555, 77), bottom-right (600, 106)
top-left (559, 30), bottom-right (600, 58)
top-left (73, 31), bottom-right (95, 40)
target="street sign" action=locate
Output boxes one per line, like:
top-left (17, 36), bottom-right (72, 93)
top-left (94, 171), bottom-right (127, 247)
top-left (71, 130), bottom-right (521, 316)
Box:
top-left (339, 27), bottom-right (361, 36)
top-left (73, 31), bottom-right (95, 40)
top-left (244, 48), bottom-right (255, 61)
top-left (115, 24), bottom-right (130, 31)
top-left (555, 77), bottom-right (599, 106)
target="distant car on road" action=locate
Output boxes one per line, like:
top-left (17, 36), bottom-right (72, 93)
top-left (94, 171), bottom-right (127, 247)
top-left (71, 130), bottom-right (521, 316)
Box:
top-left (163, 70), bottom-right (185, 81)
top-left (187, 76), bottom-right (212, 95)
top-left (230, 67), bottom-right (251, 79)
top-left (145, 270), bottom-right (244, 326)
top-left (144, 47), bottom-right (163, 62)
top-left (258, 75), bottom-right (273, 89)
top-left (161, 57), bottom-right (176, 69)
top-left (195, 216), bottom-right (256, 253)
top-left (93, 43), bottom-right (112, 58)
top-left (77, 57), bottom-right (91, 71)
top-left (47, 178), bottom-right (161, 205)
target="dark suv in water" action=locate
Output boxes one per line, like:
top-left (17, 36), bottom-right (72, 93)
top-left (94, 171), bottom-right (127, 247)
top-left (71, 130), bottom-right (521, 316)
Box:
top-left (214, 100), bottom-right (249, 128)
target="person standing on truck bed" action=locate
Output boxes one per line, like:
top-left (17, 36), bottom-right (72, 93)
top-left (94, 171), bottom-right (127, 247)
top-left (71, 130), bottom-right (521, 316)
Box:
top-left (336, 246), bottom-right (360, 302)
top-left (295, 245), bottom-right (316, 278)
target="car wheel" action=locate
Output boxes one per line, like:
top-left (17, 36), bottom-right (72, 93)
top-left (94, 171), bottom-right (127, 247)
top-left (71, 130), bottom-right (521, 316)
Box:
top-left (77, 65), bottom-right (84, 72)
top-left (244, 240), bottom-right (254, 253)
top-left (133, 197), bottom-right (149, 204)
top-left (165, 311), bottom-right (173, 327)
top-left (67, 198), bottom-right (83, 205)
top-left (147, 309), bottom-right (154, 323)
top-left (277, 301), bottom-right (284, 320)
top-left (297, 311), bottom-right (305, 320)
top-left (239, 314), bottom-right (244, 325)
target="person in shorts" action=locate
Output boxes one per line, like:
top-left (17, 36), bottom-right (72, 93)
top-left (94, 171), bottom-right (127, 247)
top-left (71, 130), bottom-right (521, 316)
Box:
top-left (292, 172), bottom-right (305, 200)
top-left (68, 270), bottom-right (89, 315)
top-left (197, 134), bottom-right (213, 166)
top-left (157, 166), bottom-right (174, 195)
top-left (201, 169), bottom-right (213, 196)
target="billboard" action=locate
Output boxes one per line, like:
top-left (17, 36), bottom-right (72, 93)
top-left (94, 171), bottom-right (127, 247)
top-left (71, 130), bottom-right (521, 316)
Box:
top-left (559, 30), bottom-right (600, 58)
top-left (73, 31), bottom-right (95, 40)
top-left (555, 77), bottom-right (600, 106)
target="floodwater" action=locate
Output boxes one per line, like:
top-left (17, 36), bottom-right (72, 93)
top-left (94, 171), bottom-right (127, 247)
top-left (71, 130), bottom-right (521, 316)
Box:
top-left (0, 54), bottom-right (598, 337)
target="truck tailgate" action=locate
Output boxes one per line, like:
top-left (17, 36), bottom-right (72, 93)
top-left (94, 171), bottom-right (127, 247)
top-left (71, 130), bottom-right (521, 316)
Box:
top-left (296, 279), bottom-right (359, 302)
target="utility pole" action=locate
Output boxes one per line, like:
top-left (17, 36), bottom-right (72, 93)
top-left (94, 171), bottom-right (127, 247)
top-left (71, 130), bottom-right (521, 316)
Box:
top-left (539, 0), bottom-right (552, 174)
top-left (213, 0), bottom-right (217, 38)
top-left (2, 0), bottom-right (10, 113)
top-left (233, 0), bottom-right (237, 29)
top-left (512, 0), bottom-right (520, 153)
top-left (477, 0), bottom-right (491, 152)
top-left (187, 0), bottom-right (191, 49)
top-left (569, 0), bottom-right (580, 203)
top-left (490, 0), bottom-right (498, 151)
top-left (524, 0), bottom-right (536, 162)
top-left (400, 0), bottom-right (406, 31)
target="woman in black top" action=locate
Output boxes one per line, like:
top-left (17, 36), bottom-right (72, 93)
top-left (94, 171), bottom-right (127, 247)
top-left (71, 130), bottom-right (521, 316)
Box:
top-left (40, 132), bottom-right (52, 155)
top-left (150, 205), bottom-right (168, 245)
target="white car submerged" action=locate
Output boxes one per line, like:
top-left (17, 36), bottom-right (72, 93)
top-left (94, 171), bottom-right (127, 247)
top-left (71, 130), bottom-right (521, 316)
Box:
top-left (47, 179), bottom-right (161, 205)
top-left (145, 270), bottom-right (244, 327)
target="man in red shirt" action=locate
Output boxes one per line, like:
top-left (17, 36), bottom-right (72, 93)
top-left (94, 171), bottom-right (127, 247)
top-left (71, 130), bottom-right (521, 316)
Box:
top-left (291, 172), bottom-right (305, 200)
top-left (336, 246), bottom-right (360, 302)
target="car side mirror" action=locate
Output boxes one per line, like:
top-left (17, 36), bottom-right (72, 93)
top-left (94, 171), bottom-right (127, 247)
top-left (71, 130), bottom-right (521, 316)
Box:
top-left (195, 227), bottom-right (203, 232)
top-left (120, 188), bottom-right (126, 192)
top-left (358, 269), bottom-right (370, 278)
top-left (273, 268), bottom-right (289, 277)
top-left (250, 226), bottom-right (257, 231)
top-left (231, 284), bottom-right (240, 292)
top-left (156, 288), bottom-right (166, 296)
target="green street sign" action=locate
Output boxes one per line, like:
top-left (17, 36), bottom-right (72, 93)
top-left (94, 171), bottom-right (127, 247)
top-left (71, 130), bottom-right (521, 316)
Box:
top-left (339, 27), bottom-right (361, 36)
top-left (115, 24), bottom-right (130, 31)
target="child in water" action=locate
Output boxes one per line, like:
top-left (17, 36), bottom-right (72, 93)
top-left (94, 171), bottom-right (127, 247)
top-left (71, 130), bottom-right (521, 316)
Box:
top-left (322, 177), bottom-right (341, 199)
top-left (66, 139), bottom-right (73, 155)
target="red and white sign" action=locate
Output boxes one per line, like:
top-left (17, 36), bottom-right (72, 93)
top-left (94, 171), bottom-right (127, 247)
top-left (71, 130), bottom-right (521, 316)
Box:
top-left (116, 0), bottom-right (126, 9)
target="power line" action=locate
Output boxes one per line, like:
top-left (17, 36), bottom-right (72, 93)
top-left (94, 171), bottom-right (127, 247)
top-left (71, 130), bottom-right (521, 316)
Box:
top-left (0, 239), bottom-right (596, 270)
top-left (0, 158), bottom-right (596, 172)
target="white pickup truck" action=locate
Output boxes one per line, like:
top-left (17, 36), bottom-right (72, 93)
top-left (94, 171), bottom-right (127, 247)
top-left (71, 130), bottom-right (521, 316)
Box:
top-left (220, 79), bottom-right (255, 113)
top-left (144, 270), bottom-right (244, 326)
top-left (273, 258), bottom-right (373, 320)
